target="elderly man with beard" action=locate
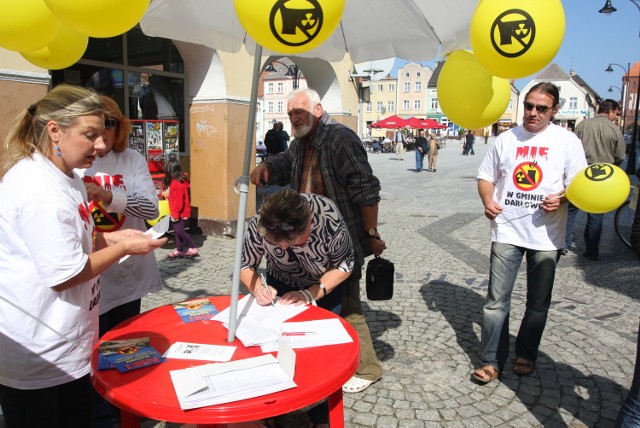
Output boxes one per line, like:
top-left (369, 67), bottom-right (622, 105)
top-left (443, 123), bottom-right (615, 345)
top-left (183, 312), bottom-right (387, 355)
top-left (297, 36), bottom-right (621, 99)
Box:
top-left (250, 88), bottom-right (385, 394)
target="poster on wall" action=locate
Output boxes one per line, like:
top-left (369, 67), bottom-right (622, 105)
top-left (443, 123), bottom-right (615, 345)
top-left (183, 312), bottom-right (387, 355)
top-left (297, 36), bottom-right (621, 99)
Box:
top-left (129, 122), bottom-right (146, 158)
top-left (146, 122), bottom-right (164, 172)
top-left (164, 123), bottom-right (179, 156)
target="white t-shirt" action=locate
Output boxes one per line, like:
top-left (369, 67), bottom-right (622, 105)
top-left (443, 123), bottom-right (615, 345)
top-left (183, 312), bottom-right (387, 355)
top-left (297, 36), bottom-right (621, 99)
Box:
top-left (82, 149), bottom-right (162, 314)
top-left (0, 154), bottom-right (99, 389)
top-left (477, 123), bottom-right (587, 250)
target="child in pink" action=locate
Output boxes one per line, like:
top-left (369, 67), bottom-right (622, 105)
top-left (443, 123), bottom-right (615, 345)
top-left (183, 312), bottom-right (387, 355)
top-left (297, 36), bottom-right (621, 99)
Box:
top-left (163, 156), bottom-right (198, 258)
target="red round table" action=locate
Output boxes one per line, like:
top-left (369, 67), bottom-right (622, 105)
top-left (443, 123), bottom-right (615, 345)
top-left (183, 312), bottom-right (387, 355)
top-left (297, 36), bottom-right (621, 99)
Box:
top-left (91, 296), bottom-right (359, 428)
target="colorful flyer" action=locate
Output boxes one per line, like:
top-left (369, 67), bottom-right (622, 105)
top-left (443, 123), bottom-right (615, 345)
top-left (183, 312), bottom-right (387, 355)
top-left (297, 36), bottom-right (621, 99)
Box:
top-left (98, 337), bottom-right (166, 372)
top-left (173, 298), bottom-right (219, 323)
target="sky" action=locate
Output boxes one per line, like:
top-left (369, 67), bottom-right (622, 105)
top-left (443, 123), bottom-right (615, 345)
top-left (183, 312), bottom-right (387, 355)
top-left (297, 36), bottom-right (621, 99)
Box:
top-left (391, 0), bottom-right (640, 100)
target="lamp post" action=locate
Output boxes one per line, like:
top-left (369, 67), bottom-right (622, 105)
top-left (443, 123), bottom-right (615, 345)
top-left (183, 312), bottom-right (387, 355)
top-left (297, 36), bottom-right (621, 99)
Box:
top-left (608, 85), bottom-right (622, 95)
top-left (599, 0), bottom-right (640, 36)
top-left (265, 60), bottom-right (301, 90)
top-left (606, 62), bottom-right (637, 173)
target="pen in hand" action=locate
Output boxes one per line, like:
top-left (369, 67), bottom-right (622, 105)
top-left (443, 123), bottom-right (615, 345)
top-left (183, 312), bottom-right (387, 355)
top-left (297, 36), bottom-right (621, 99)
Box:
top-left (259, 273), bottom-right (276, 307)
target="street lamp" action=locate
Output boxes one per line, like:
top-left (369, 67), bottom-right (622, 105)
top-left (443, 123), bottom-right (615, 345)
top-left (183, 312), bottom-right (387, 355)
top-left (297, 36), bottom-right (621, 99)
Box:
top-left (606, 62), bottom-right (637, 174)
top-left (608, 85), bottom-right (622, 95)
top-left (599, 0), bottom-right (640, 36)
top-left (265, 60), bottom-right (301, 90)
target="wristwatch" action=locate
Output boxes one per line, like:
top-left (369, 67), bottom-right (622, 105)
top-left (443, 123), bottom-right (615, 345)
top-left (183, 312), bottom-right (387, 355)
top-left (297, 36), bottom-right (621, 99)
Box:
top-left (367, 228), bottom-right (378, 237)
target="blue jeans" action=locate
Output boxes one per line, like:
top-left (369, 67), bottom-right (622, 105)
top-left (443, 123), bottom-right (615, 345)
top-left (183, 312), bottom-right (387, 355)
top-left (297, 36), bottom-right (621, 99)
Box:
top-left (480, 242), bottom-right (559, 371)
top-left (415, 149), bottom-right (424, 171)
top-left (565, 203), bottom-right (603, 257)
top-left (584, 212), bottom-right (604, 258)
top-left (615, 319), bottom-right (640, 427)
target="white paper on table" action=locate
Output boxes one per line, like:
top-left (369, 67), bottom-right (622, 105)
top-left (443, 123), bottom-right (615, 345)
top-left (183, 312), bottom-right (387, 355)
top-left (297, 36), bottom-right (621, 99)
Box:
top-left (119, 215), bottom-right (170, 263)
top-left (169, 350), bottom-right (297, 410)
top-left (213, 294), bottom-right (309, 327)
top-left (162, 342), bottom-right (236, 362)
top-left (260, 318), bottom-right (354, 353)
top-left (234, 318), bottom-right (280, 347)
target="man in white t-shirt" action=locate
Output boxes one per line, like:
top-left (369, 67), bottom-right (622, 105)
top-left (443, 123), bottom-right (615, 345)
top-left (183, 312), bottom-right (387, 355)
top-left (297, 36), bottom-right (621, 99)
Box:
top-left (472, 82), bottom-right (587, 384)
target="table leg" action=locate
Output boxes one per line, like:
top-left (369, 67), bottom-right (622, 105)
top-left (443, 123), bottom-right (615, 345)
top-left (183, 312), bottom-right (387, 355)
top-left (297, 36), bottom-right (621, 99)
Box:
top-left (120, 410), bottom-right (141, 428)
top-left (327, 388), bottom-right (345, 428)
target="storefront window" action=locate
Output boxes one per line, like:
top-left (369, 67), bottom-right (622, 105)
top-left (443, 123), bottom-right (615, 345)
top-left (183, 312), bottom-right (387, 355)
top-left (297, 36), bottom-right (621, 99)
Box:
top-left (50, 28), bottom-right (185, 152)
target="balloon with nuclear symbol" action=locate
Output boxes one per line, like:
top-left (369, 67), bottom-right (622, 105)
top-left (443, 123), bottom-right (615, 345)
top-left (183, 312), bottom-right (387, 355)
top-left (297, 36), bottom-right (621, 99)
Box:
top-left (470, 0), bottom-right (565, 79)
top-left (566, 163), bottom-right (630, 214)
top-left (234, 0), bottom-right (345, 54)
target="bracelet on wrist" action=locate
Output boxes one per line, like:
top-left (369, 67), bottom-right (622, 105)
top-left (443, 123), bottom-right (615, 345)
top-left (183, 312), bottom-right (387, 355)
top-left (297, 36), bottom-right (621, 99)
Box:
top-left (300, 289), bottom-right (316, 306)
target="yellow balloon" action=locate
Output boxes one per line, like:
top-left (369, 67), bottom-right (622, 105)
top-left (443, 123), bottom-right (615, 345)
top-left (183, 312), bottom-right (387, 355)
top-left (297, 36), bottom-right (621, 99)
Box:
top-left (234, 0), bottom-right (345, 54)
top-left (44, 0), bottom-right (150, 38)
top-left (21, 25), bottom-right (88, 70)
top-left (470, 0), bottom-right (565, 79)
top-left (0, 0), bottom-right (61, 52)
top-left (147, 200), bottom-right (171, 227)
top-left (437, 50), bottom-right (511, 130)
top-left (566, 164), bottom-right (630, 214)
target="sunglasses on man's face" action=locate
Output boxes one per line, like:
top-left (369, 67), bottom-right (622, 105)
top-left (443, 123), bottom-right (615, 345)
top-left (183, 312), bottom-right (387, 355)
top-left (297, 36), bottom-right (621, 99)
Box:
top-left (523, 102), bottom-right (552, 114)
top-left (104, 118), bottom-right (119, 129)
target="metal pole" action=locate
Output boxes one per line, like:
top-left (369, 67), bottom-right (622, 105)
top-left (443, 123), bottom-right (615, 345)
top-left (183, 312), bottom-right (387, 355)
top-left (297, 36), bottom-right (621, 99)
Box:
top-left (227, 44), bottom-right (263, 342)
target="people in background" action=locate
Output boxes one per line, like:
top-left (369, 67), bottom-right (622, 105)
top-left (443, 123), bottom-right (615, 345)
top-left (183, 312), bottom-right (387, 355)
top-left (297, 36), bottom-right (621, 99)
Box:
top-left (414, 129), bottom-right (428, 173)
top-left (163, 155), bottom-right (198, 258)
top-left (564, 99), bottom-right (626, 260)
top-left (428, 133), bottom-right (439, 172)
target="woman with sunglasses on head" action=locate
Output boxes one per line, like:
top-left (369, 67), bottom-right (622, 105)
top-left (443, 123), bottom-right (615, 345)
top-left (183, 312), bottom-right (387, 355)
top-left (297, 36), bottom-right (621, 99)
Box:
top-left (80, 96), bottom-right (164, 425)
top-left (240, 188), bottom-right (354, 315)
top-left (0, 85), bottom-right (167, 427)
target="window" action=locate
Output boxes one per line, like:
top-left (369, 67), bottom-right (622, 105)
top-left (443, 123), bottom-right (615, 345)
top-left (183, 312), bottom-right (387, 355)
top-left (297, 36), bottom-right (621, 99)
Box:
top-left (430, 98), bottom-right (439, 110)
top-left (267, 101), bottom-right (274, 113)
top-left (414, 100), bottom-right (421, 110)
top-left (377, 84), bottom-right (383, 92)
top-left (267, 82), bottom-right (274, 94)
top-left (404, 82), bottom-right (410, 92)
top-left (277, 101), bottom-right (284, 113)
top-left (377, 101), bottom-right (384, 112)
top-left (388, 84), bottom-right (395, 91)
top-left (366, 102), bottom-right (372, 112)
top-left (403, 100), bottom-right (410, 110)
top-left (388, 101), bottom-right (394, 112)
top-left (277, 82), bottom-right (283, 93)
top-left (569, 97), bottom-right (578, 109)
top-left (405, 72), bottom-right (410, 78)
top-left (508, 99), bottom-right (513, 110)
top-left (416, 72), bottom-right (421, 77)
top-left (52, 28), bottom-right (187, 152)
top-left (415, 81), bottom-right (422, 92)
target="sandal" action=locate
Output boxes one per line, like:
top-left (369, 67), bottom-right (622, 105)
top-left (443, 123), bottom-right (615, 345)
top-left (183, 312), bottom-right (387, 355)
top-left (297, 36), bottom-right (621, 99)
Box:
top-left (472, 365), bottom-right (501, 384)
top-left (342, 376), bottom-right (376, 393)
top-left (167, 250), bottom-right (185, 258)
top-left (513, 358), bottom-right (535, 376)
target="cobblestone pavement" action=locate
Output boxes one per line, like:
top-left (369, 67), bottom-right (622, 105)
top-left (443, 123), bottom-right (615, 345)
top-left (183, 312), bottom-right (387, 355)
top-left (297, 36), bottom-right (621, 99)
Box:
top-left (3, 138), bottom-right (638, 427)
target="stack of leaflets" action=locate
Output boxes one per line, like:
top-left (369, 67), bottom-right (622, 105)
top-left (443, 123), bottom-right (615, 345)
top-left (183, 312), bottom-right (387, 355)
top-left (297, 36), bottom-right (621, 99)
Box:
top-left (173, 298), bottom-right (218, 323)
top-left (169, 342), bottom-right (297, 410)
top-left (97, 337), bottom-right (166, 372)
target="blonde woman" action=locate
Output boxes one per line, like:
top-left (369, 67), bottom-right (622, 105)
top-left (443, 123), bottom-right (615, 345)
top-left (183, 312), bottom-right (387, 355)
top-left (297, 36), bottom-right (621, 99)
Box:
top-left (0, 85), bottom-right (166, 426)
